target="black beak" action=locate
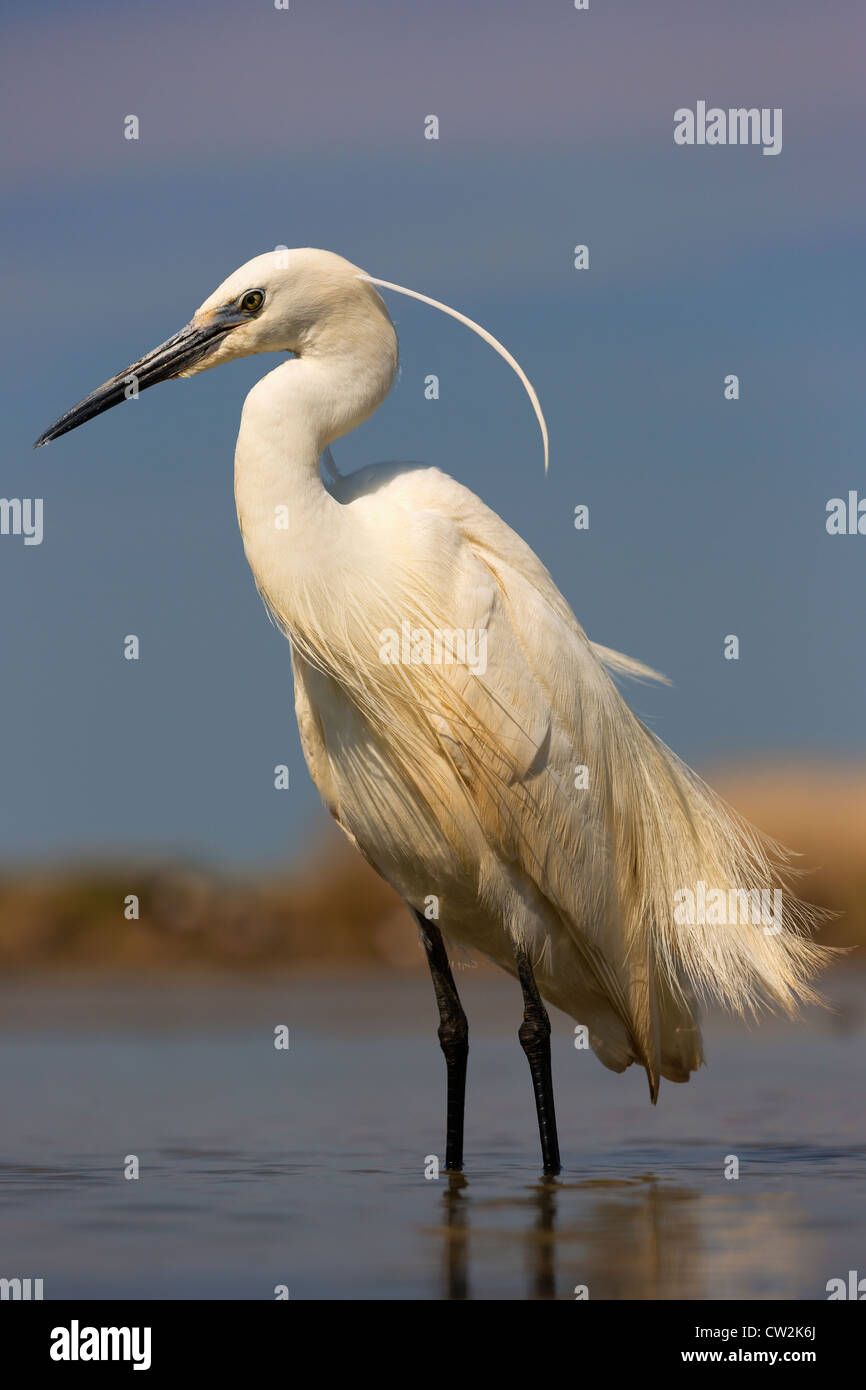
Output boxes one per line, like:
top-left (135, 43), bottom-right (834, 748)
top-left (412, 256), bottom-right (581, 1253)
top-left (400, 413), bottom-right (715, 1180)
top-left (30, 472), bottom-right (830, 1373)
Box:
top-left (33, 310), bottom-right (245, 448)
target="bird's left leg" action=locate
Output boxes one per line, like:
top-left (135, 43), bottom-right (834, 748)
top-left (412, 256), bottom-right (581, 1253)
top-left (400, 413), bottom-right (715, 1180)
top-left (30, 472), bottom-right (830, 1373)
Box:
top-left (414, 911), bottom-right (469, 1172)
top-left (515, 942), bottom-right (561, 1177)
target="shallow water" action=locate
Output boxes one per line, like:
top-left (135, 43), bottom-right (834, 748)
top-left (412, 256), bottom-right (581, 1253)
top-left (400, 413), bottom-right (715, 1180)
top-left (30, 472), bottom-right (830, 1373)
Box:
top-left (0, 970), bottom-right (863, 1299)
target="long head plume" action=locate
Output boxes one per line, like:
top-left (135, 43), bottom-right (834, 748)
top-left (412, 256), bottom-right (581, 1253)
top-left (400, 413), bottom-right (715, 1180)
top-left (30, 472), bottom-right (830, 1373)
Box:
top-left (359, 275), bottom-right (549, 474)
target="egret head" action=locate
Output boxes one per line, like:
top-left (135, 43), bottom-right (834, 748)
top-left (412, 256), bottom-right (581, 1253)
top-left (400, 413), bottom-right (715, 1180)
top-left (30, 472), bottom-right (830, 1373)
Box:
top-left (184, 248), bottom-right (396, 371)
top-left (35, 247), bottom-right (548, 470)
top-left (34, 248), bottom-right (393, 447)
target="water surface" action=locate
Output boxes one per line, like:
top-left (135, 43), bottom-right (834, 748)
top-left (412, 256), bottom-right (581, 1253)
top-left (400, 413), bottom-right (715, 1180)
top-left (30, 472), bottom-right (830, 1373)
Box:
top-left (0, 970), bottom-right (862, 1299)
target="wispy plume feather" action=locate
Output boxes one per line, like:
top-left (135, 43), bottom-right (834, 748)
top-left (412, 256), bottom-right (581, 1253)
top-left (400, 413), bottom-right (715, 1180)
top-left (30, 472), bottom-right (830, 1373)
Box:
top-left (358, 274), bottom-right (550, 474)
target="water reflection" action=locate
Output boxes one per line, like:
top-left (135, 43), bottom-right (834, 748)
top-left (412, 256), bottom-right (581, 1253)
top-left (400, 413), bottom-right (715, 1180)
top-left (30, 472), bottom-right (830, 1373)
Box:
top-left (526, 1178), bottom-right (557, 1300)
top-left (441, 1173), bottom-right (558, 1299)
top-left (435, 1171), bottom-right (814, 1300)
top-left (441, 1174), bottom-right (471, 1299)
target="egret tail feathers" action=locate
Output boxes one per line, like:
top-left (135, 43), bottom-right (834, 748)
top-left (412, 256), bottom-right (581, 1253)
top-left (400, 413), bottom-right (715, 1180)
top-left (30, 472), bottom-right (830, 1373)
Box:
top-left (598, 686), bottom-right (834, 1026)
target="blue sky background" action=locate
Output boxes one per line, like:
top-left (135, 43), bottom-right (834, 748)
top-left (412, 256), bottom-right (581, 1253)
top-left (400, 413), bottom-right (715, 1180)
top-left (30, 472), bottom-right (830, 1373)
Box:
top-left (1, 0), bottom-right (864, 868)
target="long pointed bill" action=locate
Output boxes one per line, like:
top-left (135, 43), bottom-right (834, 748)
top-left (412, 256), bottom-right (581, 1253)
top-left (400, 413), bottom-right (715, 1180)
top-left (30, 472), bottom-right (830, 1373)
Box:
top-left (33, 310), bottom-right (245, 447)
top-left (358, 274), bottom-right (550, 474)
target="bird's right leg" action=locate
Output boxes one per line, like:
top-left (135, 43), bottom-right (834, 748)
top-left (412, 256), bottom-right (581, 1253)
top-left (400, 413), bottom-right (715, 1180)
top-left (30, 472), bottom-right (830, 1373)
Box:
top-left (514, 942), bottom-right (562, 1177)
top-left (413, 911), bottom-right (469, 1172)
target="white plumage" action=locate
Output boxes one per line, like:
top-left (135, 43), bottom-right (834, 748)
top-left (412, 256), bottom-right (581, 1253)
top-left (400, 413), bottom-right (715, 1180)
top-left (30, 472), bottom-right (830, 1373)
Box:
top-left (37, 247), bottom-right (829, 1168)
top-left (219, 249), bottom-right (826, 1092)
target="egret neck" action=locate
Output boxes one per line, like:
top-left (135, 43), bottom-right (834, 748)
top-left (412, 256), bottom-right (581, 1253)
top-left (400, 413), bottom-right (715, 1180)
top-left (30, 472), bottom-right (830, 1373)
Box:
top-left (234, 322), bottom-right (398, 626)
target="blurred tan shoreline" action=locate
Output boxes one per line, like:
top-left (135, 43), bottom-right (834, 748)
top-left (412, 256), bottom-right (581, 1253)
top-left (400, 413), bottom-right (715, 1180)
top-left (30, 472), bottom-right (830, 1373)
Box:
top-left (0, 761), bottom-right (863, 972)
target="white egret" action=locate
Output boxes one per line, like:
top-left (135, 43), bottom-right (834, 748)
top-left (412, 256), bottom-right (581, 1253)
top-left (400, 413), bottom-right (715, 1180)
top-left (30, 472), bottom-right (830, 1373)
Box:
top-left (36, 249), bottom-right (829, 1176)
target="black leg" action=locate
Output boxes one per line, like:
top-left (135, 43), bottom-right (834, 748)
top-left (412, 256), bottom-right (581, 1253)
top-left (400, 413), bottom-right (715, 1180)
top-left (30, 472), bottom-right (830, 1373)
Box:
top-left (414, 911), bottom-right (468, 1172)
top-left (515, 943), bottom-right (561, 1176)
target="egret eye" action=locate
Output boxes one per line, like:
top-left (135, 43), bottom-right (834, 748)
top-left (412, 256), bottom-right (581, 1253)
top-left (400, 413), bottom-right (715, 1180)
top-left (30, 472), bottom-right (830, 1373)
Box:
top-left (240, 290), bottom-right (264, 314)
